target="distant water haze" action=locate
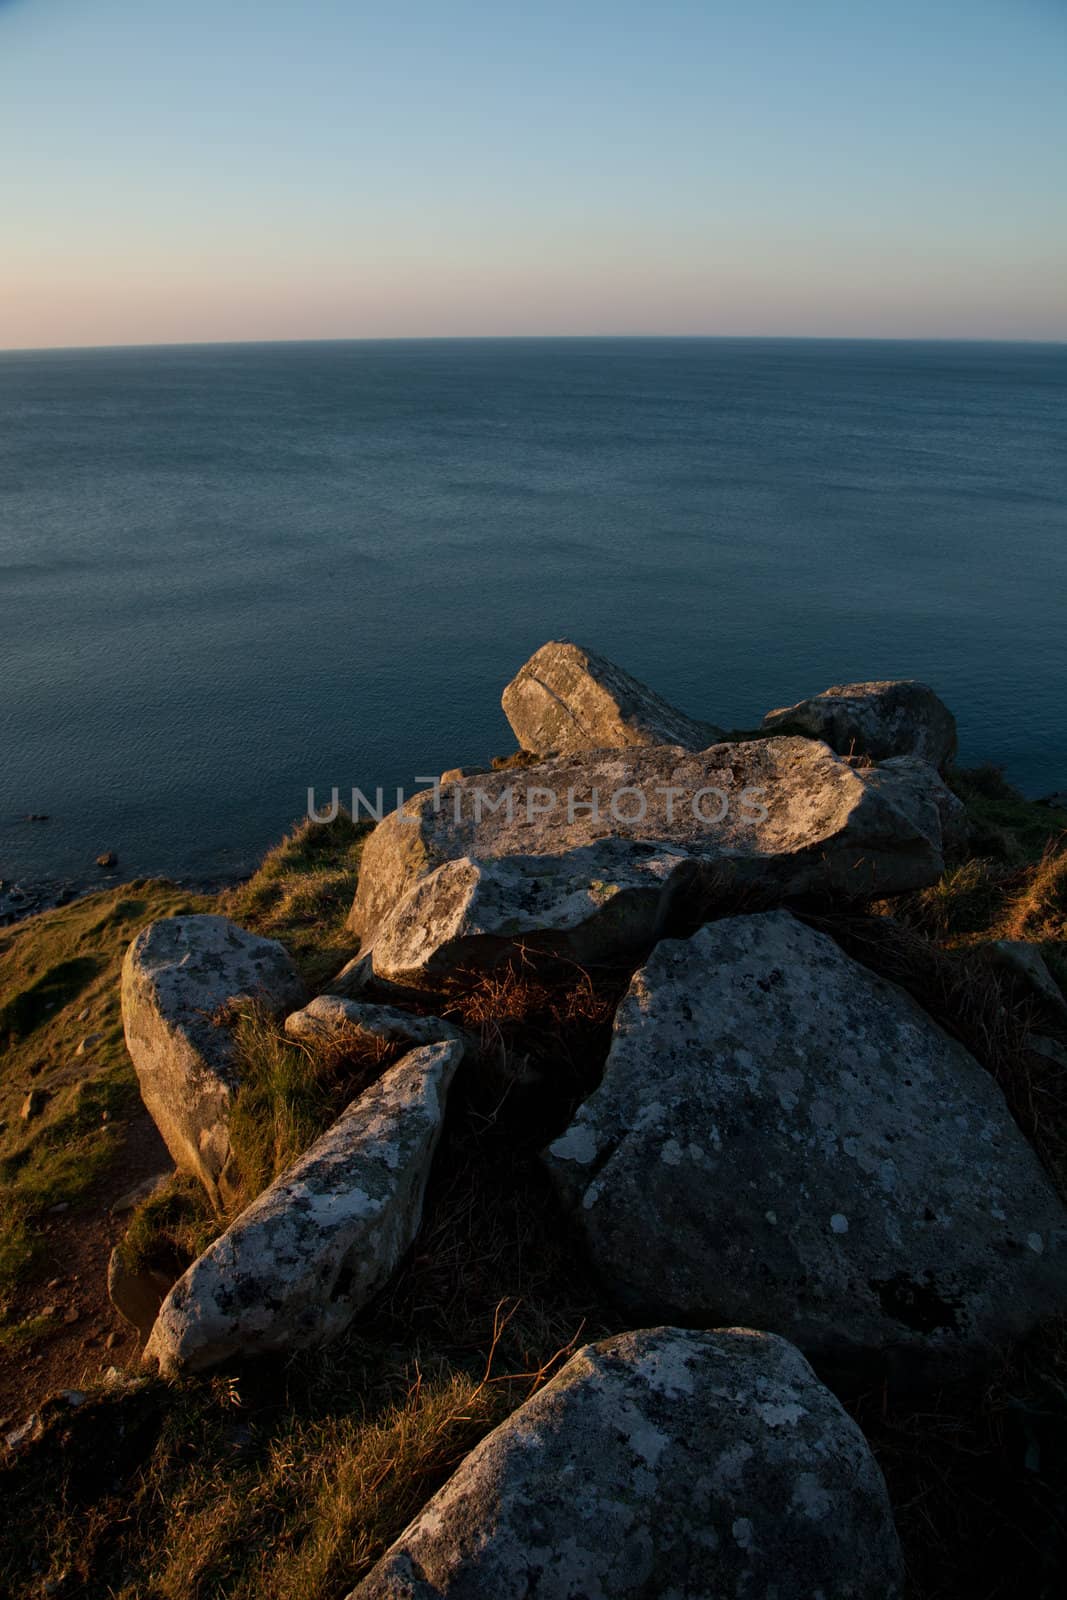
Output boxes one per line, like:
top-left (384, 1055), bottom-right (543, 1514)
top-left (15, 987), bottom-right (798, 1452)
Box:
top-left (0, 337), bottom-right (1065, 885)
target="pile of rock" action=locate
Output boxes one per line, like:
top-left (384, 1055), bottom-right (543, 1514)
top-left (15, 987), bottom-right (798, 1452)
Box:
top-left (114, 642), bottom-right (1067, 1598)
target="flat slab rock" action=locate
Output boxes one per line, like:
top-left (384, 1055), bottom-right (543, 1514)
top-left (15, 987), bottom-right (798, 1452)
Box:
top-left (285, 994), bottom-right (467, 1050)
top-left (543, 911), bottom-right (1067, 1379)
top-left (347, 737), bottom-right (959, 987)
top-left (762, 680), bottom-right (957, 770)
top-left (501, 639), bottom-right (724, 756)
top-left (142, 1038), bottom-right (463, 1375)
top-left (349, 1326), bottom-right (902, 1600)
top-left (121, 915), bottom-right (306, 1205)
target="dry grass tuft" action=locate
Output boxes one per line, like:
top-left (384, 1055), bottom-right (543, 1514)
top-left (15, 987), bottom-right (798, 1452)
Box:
top-left (853, 1316), bottom-right (1067, 1600)
top-left (1003, 840), bottom-right (1067, 944)
top-left (434, 958), bottom-right (628, 1136)
top-left (221, 1005), bottom-right (405, 1218)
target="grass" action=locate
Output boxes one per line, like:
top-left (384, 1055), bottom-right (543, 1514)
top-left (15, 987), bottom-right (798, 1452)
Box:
top-left (0, 1311), bottom-right (58, 1354)
top-left (120, 1176), bottom-right (221, 1279)
top-left (948, 765), bottom-right (1067, 864)
top-left (223, 1005), bottom-right (407, 1219)
top-left (1, 960), bottom-right (608, 1596)
top-left (880, 766), bottom-right (1067, 956)
top-left (0, 882), bottom-right (214, 1305)
top-left (2, 772), bottom-right (1067, 1598)
top-left (221, 811), bottom-right (368, 988)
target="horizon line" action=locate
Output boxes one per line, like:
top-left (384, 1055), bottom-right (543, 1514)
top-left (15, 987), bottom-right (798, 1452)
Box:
top-left (2, 332), bottom-right (1065, 357)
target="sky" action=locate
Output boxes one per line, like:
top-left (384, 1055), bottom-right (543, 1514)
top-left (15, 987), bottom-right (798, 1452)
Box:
top-left (1, 0), bottom-right (1065, 348)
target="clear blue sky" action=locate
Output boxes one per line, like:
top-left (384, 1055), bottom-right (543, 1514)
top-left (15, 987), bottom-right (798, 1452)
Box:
top-left (2, 0), bottom-right (1064, 347)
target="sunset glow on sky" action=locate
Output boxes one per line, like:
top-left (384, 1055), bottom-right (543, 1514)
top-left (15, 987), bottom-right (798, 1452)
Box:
top-left (2, 0), bottom-right (1065, 348)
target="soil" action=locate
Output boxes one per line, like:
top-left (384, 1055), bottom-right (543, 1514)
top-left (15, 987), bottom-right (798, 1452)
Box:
top-left (0, 1109), bottom-right (174, 1433)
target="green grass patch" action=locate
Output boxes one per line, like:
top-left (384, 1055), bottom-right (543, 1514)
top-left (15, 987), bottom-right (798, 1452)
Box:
top-left (948, 764), bottom-right (1067, 863)
top-left (0, 1310), bottom-right (58, 1354)
top-left (0, 881), bottom-right (213, 1304)
top-left (222, 811), bottom-right (368, 988)
top-left (121, 1175), bottom-right (219, 1279)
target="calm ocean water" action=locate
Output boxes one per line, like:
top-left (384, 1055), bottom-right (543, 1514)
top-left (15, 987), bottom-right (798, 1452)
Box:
top-left (1, 337), bottom-right (1065, 886)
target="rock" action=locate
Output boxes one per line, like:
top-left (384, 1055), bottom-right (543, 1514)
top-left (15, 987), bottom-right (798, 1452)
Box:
top-left (95, 851), bottom-right (117, 868)
top-left (347, 738), bottom-right (956, 987)
top-left (121, 915), bottom-right (306, 1206)
top-left (979, 939), bottom-right (1067, 1018)
top-left (4, 1414), bottom-right (43, 1454)
top-left (25, 813), bottom-right (50, 823)
top-left (110, 1169), bottom-right (174, 1216)
top-left (859, 754), bottom-right (967, 855)
top-left (543, 911), bottom-right (1067, 1380)
top-left (107, 1245), bottom-right (177, 1340)
top-left (284, 994), bottom-right (466, 1052)
top-left (142, 1038), bottom-right (464, 1376)
top-left (75, 1032), bottom-right (103, 1057)
top-left (501, 640), bottom-right (724, 756)
top-left (20, 1088), bottom-right (47, 1121)
top-left (440, 766), bottom-right (487, 784)
top-left (1036, 791), bottom-right (1067, 811)
top-left (762, 680), bottom-right (958, 770)
top-left (1028, 1035), bottom-right (1067, 1070)
top-left (349, 1326), bottom-right (902, 1600)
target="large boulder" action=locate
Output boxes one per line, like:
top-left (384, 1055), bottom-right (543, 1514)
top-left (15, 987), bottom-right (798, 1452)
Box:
top-left (349, 1326), bottom-right (902, 1600)
top-left (762, 680), bottom-right (958, 770)
top-left (142, 1039), bottom-right (463, 1376)
top-left (501, 640), bottom-right (724, 756)
top-left (347, 738), bottom-right (958, 987)
top-left (543, 911), bottom-right (1067, 1380)
top-left (121, 916), bottom-right (306, 1207)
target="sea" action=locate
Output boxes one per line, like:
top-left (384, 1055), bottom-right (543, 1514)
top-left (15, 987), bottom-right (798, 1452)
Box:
top-left (1, 337), bottom-right (1065, 891)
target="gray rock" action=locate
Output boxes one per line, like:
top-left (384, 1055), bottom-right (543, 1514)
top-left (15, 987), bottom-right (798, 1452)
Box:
top-left (1028, 1035), bottom-right (1067, 1070)
top-left (980, 939), bottom-right (1067, 1018)
top-left (110, 1168), bottom-right (174, 1216)
top-left (327, 951), bottom-right (376, 998)
top-left (543, 911), bottom-right (1067, 1378)
top-left (285, 994), bottom-right (467, 1051)
top-left (860, 754), bottom-right (968, 855)
top-left (349, 1326), bottom-right (902, 1600)
top-left (142, 1039), bottom-right (463, 1376)
top-left (762, 680), bottom-right (958, 770)
top-left (501, 639), bottom-right (724, 756)
top-left (347, 738), bottom-right (956, 987)
top-left (121, 915), bottom-right (306, 1207)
